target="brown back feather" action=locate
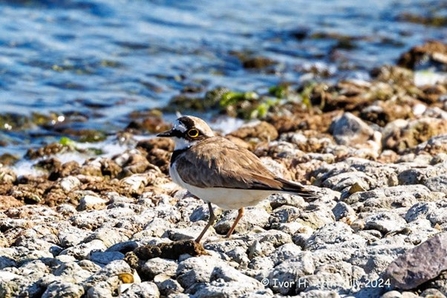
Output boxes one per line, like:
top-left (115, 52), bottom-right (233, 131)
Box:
top-left (174, 136), bottom-right (317, 201)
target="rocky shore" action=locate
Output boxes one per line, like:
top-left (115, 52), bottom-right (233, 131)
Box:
top-left (0, 41), bottom-right (447, 297)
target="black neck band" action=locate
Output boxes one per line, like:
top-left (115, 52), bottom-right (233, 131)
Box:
top-left (171, 147), bottom-right (189, 164)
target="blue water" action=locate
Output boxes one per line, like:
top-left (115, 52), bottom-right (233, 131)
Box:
top-left (0, 0), bottom-right (446, 157)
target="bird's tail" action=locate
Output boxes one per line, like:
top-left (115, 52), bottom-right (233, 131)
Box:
top-left (275, 177), bottom-right (318, 201)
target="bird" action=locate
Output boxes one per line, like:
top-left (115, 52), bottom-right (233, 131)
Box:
top-left (157, 115), bottom-right (317, 243)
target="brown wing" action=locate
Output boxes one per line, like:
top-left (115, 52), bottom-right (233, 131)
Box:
top-left (174, 137), bottom-right (284, 190)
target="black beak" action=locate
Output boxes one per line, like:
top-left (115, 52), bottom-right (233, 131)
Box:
top-left (157, 129), bottom-right (174, 137)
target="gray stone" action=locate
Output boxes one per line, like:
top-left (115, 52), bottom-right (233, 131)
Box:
top-left (214, 206), bottom-right (270, 236)
top-left (364, 212), bottom-right (407, 234)
top-left (332, 201), bottom-right (356, 221)
top-left (314, 158), bottom-right (399, 190)
top-left (189, 202), bottom-right (221, 222)
top-left (60, 239), bottom-right (107, 259)
top-left (77, 193), bottom-right (108, 211)
top-left (247, 239), bottom-right (275, 259)
top-left (323, 171), bottom-right (373, 193)
top-left (269, 205), bottom-right (301, 224)
top-left (138, 217), bottom-right (173, 239)
top-left (141, 257), bottom-right (178, 280)
top-left (420, 288), bottom-right (446, 298)
top-left (247, 256), bottom-right (275, 280)
top-left (425, 175), bottom-right (447, 193)
top-left (120, 174), bottom-right (149, 194)
top-left (119, 281), bottom-right (160, 298)
top-left (176, 256), bottom-right (226, 290)
top-left (344, 185), bottom-right (432, 211)
top-left (269, 243), bottom-right (303, 266)
top-left (192, 283), bottom-right (272, 298)
top-left (226, 245), bottom-right (250, 266)
top-left (84, 228), bottom-right (129, 248)
top-left (380, 290), bottom-right (402, 298)
top-left (0, 254), bottom-right (17, 269)
top-left (405, 202), bottom-right (437, 222)
top-left (41, 281), bottom-right (84, 298)
top-left (305, 222), bottom-right (366, 250)
top-left (299, 207), bottom-right (335, 230)
top-left (426, 202), bottom-right (447, 226)
top-left (53, 260), bottom-right (96, 284)
top-left (298, 289), bottom-right (341, 297)
top-left (385, 232), bottom-right (447, 290)
top-left (57, 224), bottom-right (90, 248)
top-left (60, 176), bottom-right (82, 193)
top-left (155, 277), bottom-right (184, 296)
top-left (269, 193), bottom-right (307, 209)
top-left (330, 112), bottom-right (376, 147)
top-left (268, 252), bottom-right (315, 295)
top-left (89, 251), bottom-right (124, 265)
top-left (254, 230), bottom-right (293, 247)
top-left (176, 255), bottom-right (262, 294)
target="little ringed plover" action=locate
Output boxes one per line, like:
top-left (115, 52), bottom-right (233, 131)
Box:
top-left (158, 115), bottom-right (317, 243)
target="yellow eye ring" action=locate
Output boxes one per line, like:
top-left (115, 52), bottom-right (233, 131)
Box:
top-left (187, 128), bottom-right (199, 138)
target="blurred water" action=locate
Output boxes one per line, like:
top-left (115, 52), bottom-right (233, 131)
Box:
top-left (0, 0), bottom-right (446, 157)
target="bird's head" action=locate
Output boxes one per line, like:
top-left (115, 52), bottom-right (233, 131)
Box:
top-left (157, 115), bottom-right (215, 150)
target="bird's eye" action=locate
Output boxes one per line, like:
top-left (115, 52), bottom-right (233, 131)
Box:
top-left (187, 128), bottom-right (199, 138)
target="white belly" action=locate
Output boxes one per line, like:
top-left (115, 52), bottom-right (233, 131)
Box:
top-left (170, 164), bottom-right (274, 210)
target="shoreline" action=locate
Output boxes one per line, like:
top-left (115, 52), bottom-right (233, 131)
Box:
top-left (0, 41), bottom-right (447, 297)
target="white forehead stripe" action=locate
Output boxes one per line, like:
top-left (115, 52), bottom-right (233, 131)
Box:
top-left (173, 120), bottom-right (187, 132)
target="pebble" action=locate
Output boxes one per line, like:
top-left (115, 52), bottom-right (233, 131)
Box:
top-left (2, 60), bottom-right (447, 297)
top-left (386, 232), bottom-right (447, 289)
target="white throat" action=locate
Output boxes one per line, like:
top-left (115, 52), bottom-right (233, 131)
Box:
top-left (173, 136), bottom-right (194, 151)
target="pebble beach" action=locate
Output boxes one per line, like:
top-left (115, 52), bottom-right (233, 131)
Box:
top-left (1, 40), bottom-right (447, 297)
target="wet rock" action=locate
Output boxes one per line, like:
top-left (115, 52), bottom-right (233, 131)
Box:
top-left (360, 99), bottom-right (414, 128)
top-left (228, 120), bottom-right (278, 143)
top-left (398, 40), bottom-right (447, 70)
top-left (25, 143), bottom-right (70, 160)
top-left (126, 111), bottom-right (170, 134)
top-left (0, 167), bottom-right (17, 184)
top-left (385, 232), bottom-right (447, 290)
top-left (240, 55), bottom-right (277, 69)
top-left (0, 195), bottom-right (23, 210)
top-left (383, 118), bottom-right (447, 152)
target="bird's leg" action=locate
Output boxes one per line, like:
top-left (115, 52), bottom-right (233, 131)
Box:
top-left (195, 202), bottom-right (216, 243)
top-left (225, 207), bottom-right (244, 238)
